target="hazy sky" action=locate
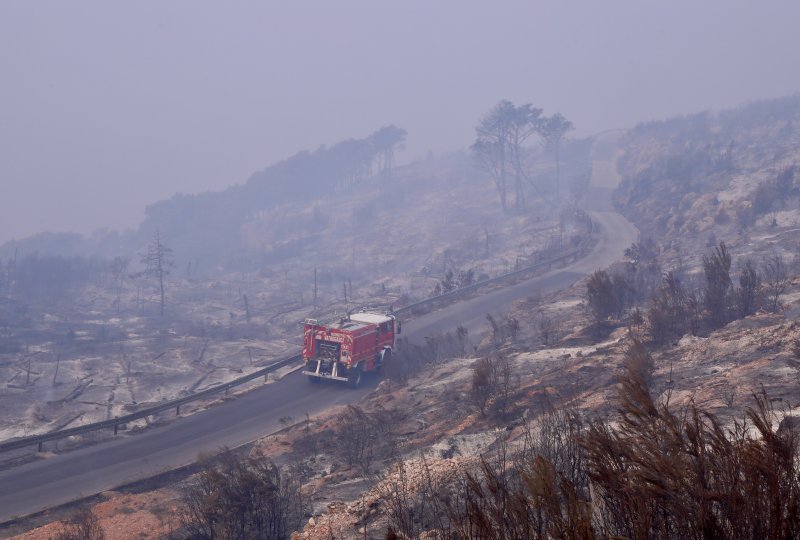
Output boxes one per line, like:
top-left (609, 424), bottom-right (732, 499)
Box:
top-left (1, 1), bottom-right (799, 244)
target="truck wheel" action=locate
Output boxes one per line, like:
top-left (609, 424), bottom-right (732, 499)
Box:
top-left (347, 365), bottom-right (363, 388)
top-left (377, 349), bottom-right (391, 372)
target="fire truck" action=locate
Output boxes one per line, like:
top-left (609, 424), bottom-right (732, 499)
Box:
top-left (301, 311), bottom-right (400, 387)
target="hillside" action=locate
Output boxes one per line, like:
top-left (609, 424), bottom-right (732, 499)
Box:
top-left (12, 96), bottom-right (800, 539)
top-left (276, 95), bottom-right (800, 539)
top-left (0, 131), bottom-right (591, 445)
top-left (0, 127), bottom-right (590, 276)
top-left (614, 95), bottom-right (800, 261)
top-left (0, 126), bottom-right (408, 269)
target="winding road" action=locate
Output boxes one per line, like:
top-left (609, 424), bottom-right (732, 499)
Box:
top-left (0, 140), bottom-right (637, 525)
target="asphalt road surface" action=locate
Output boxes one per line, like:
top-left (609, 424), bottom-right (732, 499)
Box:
top-left (0, 189), bottom-right (637, 524)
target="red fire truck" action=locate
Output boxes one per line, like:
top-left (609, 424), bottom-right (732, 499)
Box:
top-left (302, 311), bottom-right (400, 387)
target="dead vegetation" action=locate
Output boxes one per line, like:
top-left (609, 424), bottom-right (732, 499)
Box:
top-left (11, 300), bottom-right (800, 539)
top-left (178, 449), bottom-right (308, 540)
top-left (53, 505), bottom-right (105, 540)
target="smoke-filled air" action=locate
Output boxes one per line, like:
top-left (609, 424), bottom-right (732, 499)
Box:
top-left (2, 2), bottom-right (800, 538)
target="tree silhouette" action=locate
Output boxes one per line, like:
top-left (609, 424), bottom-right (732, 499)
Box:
top-left (472, 100), bottom-right (516, 210)
top-left (703, 241), bottom-right (732, 328)
top-left (140, 229), bottom-right (174, 316)
top-left (369, 125), bottom-right (407, 179)
top-left (473, 101), bottom-right (569, 211)
top-left (508, 103), bottom-right (544, 210)
top-left (736, 259), bottom-right (760, 317)
top-left (762, 253), bottom-right (789, 313)
top-left (540, 113), bottom-right (574, 203)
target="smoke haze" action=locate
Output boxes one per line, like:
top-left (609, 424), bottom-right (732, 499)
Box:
top-left (1, 0), bottom-right (799, 243)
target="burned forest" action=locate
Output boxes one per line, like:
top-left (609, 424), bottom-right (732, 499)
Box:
top-left (3, 3), bottom-right (800, 539)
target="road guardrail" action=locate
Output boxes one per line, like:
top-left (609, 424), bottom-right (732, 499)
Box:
top-left (0, 241), bottom-right (590, 454)
top-left (0, 354), bottom-right (300, 454)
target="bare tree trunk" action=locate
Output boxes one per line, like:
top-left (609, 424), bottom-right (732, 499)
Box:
top-left (142, 230), bottom-right (172, 317)
top-left (159, 270), bottom-right (165, 316)
top-left (499, 143), bottom-right (508, 210)
top-left (510, 136), bottom-right (526, 212)
top-left (555, 139), bottom-right (561, 203)
top-left (53, 354), bottom-right (60, 386)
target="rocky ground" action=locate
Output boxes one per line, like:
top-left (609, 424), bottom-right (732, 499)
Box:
top-left (614, 95), bottom-right (800, 267)
top-left (15, 263), bottom-right (800, 539)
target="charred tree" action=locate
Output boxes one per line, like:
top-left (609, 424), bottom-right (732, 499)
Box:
top-left (140, 229), bottom-right (174, 316)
